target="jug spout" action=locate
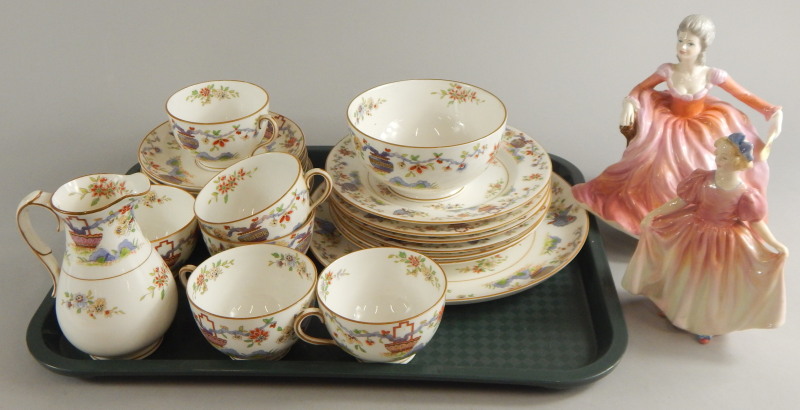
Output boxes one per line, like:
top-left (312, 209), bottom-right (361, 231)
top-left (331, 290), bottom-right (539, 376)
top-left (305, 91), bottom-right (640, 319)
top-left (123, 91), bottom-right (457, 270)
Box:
top-left (19, 172), bottom-right (156, 285)
top-left (50, 172), bottom-right (150, 214)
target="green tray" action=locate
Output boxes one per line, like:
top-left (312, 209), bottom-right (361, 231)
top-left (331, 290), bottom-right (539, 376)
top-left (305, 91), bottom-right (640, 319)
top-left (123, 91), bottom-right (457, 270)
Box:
top-left (25, 148), bottom-right (627, 389)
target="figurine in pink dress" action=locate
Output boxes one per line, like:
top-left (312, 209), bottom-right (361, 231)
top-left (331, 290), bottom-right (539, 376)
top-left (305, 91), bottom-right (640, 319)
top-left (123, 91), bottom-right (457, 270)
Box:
top-left (572, 14), bottom-right (783, 236)
top-left (622, 134), bottom-right (787, 344)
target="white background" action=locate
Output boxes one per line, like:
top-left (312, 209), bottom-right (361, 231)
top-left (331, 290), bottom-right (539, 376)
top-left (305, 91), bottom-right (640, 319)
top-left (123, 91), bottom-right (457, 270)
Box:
top-left (2, 1), bottom-right (799, 408)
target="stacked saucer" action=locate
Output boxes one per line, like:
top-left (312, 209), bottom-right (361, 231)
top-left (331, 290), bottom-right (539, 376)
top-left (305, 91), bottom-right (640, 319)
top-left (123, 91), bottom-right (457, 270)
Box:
top-left (138, 112), bottom-right (312, 193)
top-left (312, 126), bottom-right (589, 304)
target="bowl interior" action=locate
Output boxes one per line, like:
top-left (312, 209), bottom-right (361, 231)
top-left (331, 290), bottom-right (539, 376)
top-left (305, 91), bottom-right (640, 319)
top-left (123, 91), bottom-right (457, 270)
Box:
top-left (167, 80), bottom-right (268, 124)
top-left (189, 246), bottom-right (314, 317)
top-left (195, 153), bottom-right (300, 223)
top-left (321, 248), bottom-right (445, 322)
top-left (348, 80), bottom-right (506, 147)
top-left (136, 186), bottom-right (195, 240)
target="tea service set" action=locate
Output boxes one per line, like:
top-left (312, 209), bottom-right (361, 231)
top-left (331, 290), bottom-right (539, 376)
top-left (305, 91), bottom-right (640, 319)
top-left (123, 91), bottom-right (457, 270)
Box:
top-left (16, 77), bottom-right (589, 363)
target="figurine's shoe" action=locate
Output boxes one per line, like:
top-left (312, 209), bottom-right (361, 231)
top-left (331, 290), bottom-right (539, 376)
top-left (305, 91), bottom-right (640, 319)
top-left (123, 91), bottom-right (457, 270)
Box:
top-left (695, 335), bottom-right (712, 344)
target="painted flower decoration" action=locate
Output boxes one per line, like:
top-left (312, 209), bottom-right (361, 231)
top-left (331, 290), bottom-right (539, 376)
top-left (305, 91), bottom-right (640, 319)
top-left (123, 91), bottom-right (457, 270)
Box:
top-left (432, 83), bottom-right (485, 106)
top-left (185, 84), bottom-right (241, 106)
top-left (71, 176), bottom-right (132, 206)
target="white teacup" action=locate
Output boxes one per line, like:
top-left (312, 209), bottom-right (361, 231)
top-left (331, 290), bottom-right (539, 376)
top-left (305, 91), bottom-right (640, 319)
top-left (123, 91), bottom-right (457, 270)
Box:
top-left (178, 244), bottom-right (317, 360)
top-left (135, 184), bottom-right (198, 270)
top-left (194, 152), bottom-right (332, 242)
top-left (166, 80), bottom-right (278, 170)
top-left (294, 247), bottom-right (446, 364)
top-left (199, 210), bottom-right (315, 255)
top-left (348, 79), bottom-right (507, 200)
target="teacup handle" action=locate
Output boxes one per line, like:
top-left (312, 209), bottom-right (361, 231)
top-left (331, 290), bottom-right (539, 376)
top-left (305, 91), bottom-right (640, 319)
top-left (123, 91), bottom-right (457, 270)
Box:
top-left (293, 307), bottom-right (337, 346)
top-left (252, 113), bottom-right (280, 153)
top-left (17, 190), bottom-right (61, 297)
top-left (177, 265), bottom-right (197, 288)
top-left (304, 168), bottom-right (332, 212)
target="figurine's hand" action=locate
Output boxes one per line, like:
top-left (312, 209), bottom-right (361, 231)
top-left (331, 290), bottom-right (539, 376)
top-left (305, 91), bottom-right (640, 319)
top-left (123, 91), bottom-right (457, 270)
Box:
top-left (760, 142), bottom-right (773, 162)
top-left (773, 242), bottom-right (789, 256)
top-left (640, 213), bottom-right (654, 228)
top-left (767, 109), bottom-right (783, 141)
top-left (620, 100), bottom-right (636, 127)
top-left (761, 109), bottom-right (783, 162)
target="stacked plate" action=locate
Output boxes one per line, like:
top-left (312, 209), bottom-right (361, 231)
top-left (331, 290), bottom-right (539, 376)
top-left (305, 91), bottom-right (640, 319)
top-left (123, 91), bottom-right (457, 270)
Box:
top-left (311, 126), bottom-right (590, 304)
top-left (137, 112), bottom-right (312, 193)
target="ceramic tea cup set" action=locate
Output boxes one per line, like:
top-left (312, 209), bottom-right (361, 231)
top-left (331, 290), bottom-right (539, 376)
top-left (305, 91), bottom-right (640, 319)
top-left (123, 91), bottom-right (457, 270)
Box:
top-left (15, 80), bottom-right (321, 361)
top-left (312, 79), bottom-right (589, 304)
top-left (195, 150), bottom-right (331, 254)
top-left (17, 78), bottom-right (588, 364)
top-left (176, 245), bottom-right (446, 363)
top-left (138, 80), bottom-right (314, 193)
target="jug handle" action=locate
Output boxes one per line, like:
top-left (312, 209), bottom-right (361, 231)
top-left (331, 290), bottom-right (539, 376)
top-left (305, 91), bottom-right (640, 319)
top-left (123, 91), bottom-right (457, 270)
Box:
top-left (16, 190), bottom-right (60, 297)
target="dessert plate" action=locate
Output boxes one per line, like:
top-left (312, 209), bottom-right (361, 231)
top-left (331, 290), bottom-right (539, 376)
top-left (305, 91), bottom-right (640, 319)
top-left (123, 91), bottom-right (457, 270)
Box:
top-left (311, 174), bottom-right (588, 304)
top-left (330, 197), bottom-right (546, 256)
top-left (328, 183), bottom-right (551, 239)
top-left (326, 127), bottom-right (551, 224)
top-left (138, 112), bottom-right (307, 192)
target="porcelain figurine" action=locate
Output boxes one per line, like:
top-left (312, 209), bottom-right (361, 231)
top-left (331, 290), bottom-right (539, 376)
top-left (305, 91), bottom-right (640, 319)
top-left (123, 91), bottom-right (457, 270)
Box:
top-left (572, 14), bottom-right (783, 236)
top-left (622, 134), bottom-right (787, 344)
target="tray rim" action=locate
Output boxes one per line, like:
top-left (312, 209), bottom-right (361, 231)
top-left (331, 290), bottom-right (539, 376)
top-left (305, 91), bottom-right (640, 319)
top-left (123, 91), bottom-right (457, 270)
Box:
top-left (25, 150), bottom-right (628, 389)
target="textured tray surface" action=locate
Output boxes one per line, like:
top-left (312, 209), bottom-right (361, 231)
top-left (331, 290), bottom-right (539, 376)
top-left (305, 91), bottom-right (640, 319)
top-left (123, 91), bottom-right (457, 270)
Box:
top-left (25, 148), bottom-right (627, 389)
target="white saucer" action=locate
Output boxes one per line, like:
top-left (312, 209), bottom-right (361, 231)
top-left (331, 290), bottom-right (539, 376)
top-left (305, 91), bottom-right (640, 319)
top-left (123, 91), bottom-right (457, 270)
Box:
top-left (311, 174), bottom-right (588, 304)
top-left (138, 112), bottom-right (307, 192)
top-left (326, 126), bottom-right (552, 224)
top-left (329, 183), bottom-right (551, 238)
top-left (330, 197), bottom-right (546, 257)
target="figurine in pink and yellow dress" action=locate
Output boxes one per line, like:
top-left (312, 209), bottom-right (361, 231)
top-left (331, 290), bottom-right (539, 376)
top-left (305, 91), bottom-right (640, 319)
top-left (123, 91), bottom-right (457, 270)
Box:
top-left (572, 15), bottom-right (783, 236)
top-left (622, 134), bottom-right (787, 344)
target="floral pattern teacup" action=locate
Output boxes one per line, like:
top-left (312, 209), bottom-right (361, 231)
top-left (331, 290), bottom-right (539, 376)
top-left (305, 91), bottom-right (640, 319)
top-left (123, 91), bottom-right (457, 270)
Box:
top-left (294, 247), bottom-right (447, 364)
top-left (166, 80), bottom-right (278, 170)
top-left (194, 152), bottom-right (332, 242)
top-left (178, 244), bottom-right (317, 360)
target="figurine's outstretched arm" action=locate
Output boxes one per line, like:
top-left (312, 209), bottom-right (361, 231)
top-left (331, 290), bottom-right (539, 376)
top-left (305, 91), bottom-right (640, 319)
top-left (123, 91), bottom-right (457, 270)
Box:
top-left (750, 220), bottom-right (789, 255)
top-left (620, 73), bottom-right (664, 126)
top-left (718, 77), bottom-right (783, 160)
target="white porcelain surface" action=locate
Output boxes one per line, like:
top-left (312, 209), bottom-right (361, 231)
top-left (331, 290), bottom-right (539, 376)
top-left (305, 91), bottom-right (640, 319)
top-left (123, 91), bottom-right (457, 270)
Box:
top-left (166, 80), bottom-right (276, 170)
top-left (179, 244), bottom-right (317, 360)
top-left (295, 247), bottom-right (446, 363)
top-left (327, 126), bottom-right (551, 223)
top-left (195, 152), bottom-right (331, 241)
top-left (347, 79), bottom-right (507, 200)
top-left (135, 184), bottom-right (198, 269)
top-left (138, 112), bottom-right (308, 192)
top-left (312, 174), bottom-right (588, 304)
top-left (57, 249), bottom-right (177, 358)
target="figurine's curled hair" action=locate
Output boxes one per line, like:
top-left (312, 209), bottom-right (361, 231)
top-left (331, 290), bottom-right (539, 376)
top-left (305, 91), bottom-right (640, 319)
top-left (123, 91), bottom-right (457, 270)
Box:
top-left (677, 14), bottom-right (716, 65)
